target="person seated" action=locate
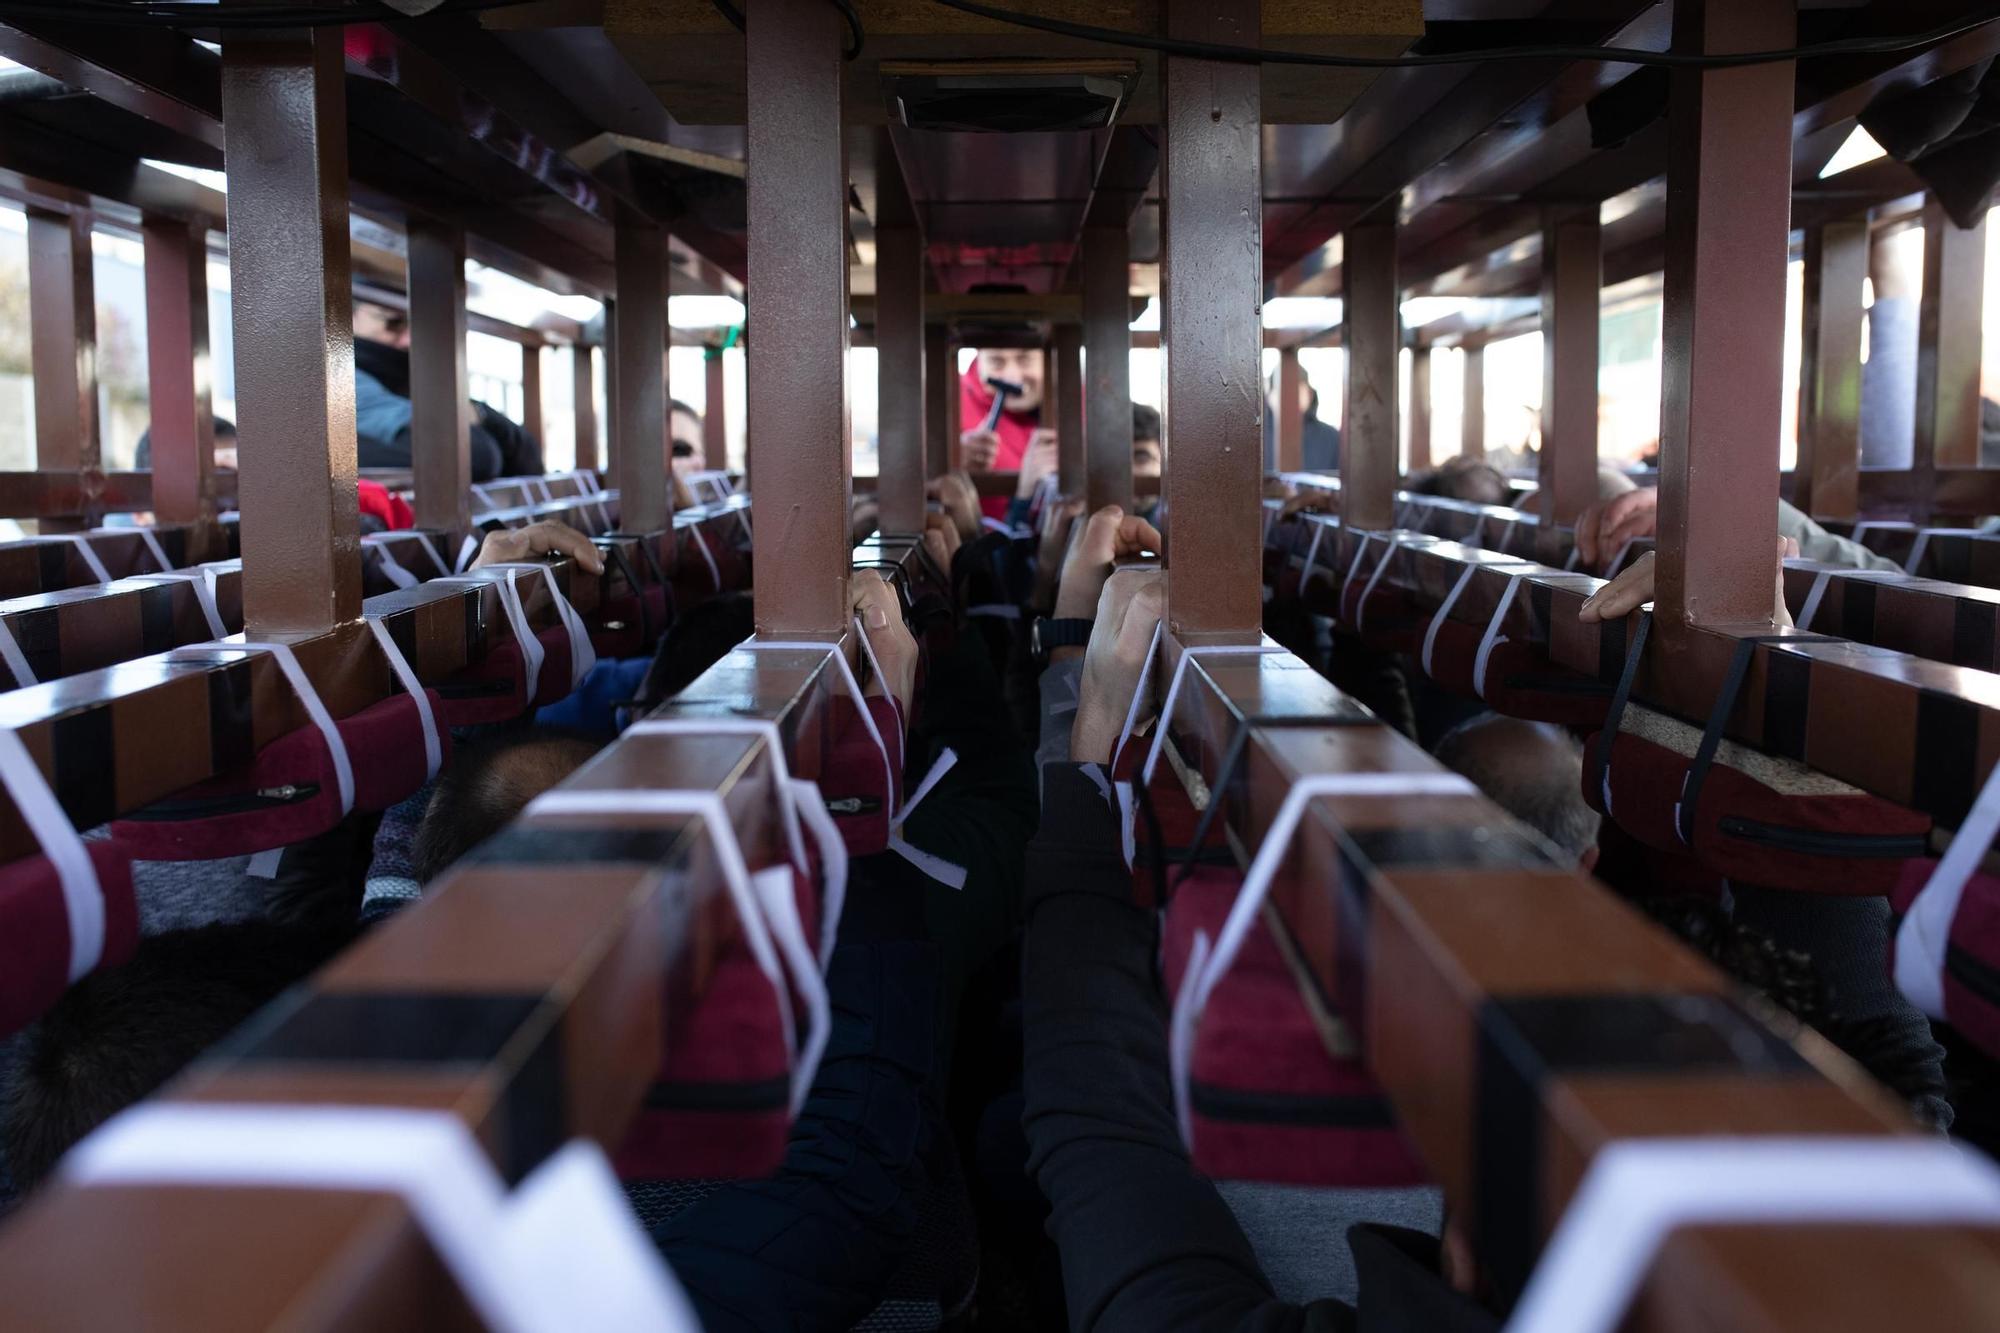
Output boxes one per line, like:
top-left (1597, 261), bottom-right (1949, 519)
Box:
top-left (1406, 456), bottom-right (1510, 507)
top-left (351, 302), bottom-right (541, 481)
top-left (133, 417), bottom-right (238, 472)
top-left (1432, 715), bottom-right (1599, 871)
top-left (1263, 366), bottom-right (1341, 472)
top-left (670, 399), bottom-right (708, 483)
top-left (960, 346), bottom-right (1055, 522)
top-left (1021, 566), bottom-right (1495, 1330)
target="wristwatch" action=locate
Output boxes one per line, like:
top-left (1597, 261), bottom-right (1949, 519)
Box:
top-left (1031, 616), bottom-right (1094, 659)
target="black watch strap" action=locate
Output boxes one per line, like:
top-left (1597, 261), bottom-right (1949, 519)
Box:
top-left (1033, 616), bottom-right (1094, 656)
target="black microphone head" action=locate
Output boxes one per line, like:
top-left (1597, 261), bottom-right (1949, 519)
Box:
top-left (985, 376), bottom-right (1024, 397)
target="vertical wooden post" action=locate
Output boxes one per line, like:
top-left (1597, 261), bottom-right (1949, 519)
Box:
top-left (1656, 0), bottom-right (1793, 630)
top-left (1161, 0), bottom-right (1262, 641)
top-left (704, 349), bottom-right (728, 471)
top-left (520, 343), bottom-right (543, 446)
top-left (747, 0), bottom-right (850, 637)
top-left (1342, 221), bottom-right (1400, 533)
top-left (142, 216), bottom-right (216, 542)
top-left (1916, 195), bottom-right (1986, 476)
top-left (1408, 345), bottom-right (1433, 473)
top-left (875, 222), bottom-right (926, 533)
top-left (1797, 219), bottom-right (1866, 518)
top-left (1461, 344), bottom-right (1486, 458)
top-left (613, 209), bottom-right (668, 534)
top-left (1276, 345), bottom-right (1304, 472)
top-left (1053, 322), bottom-right (1085, 496)
top-left (572, 342), bottom-right (598, 472)
top-left (1083, 225), bottom-right (1131, 511)
top-left (27, 208), bottom-right (99, 501)
top-left (1539, 210), bottom-right (1601, 539)
top-left (222, 29), bottom-right (360, 635)
top-left (924, 322), bottom-right (950, 478)
top-left (407, 219), bottom-right (471, 536)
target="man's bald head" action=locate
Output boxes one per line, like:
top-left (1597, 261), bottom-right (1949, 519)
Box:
top-left (1433, 714), bottom-right (1599, 867)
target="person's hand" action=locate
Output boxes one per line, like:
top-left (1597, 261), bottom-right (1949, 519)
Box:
top-left (672, 470), bottom-right (696, 511)
top-left (1578, 537), bottom-right (1797, 627)
top-left (852, 571), bottom-right (917, 720)
top-left (959, 428), bottom-right (1001, 471)
top-left (1575, 487), bottom-right (1658, 570)
top-left (1031, 498), bottom-right (1088, 612)
top-left (927, 472), bottom-right (980, 542)
top-left (922, 509), bottom-right (960, 573)
top-left (1016, 429), bottom-right (1060, 498)
top-left (1279, 486), bottom-right (1337, 521)
top-left (1056, 505), bottom-right (1162, 622)
top-left (470, 519), bottom-right (604, 574)
top-left (1072, 568), bottom-right (1167, 764)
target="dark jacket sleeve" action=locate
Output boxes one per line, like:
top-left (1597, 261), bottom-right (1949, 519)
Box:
top-left (1020, 762), bottom-right (1353, 1333)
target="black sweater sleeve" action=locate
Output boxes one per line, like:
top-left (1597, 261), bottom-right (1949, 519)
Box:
top-left (1020, 762), bottom-right (1354, 1333)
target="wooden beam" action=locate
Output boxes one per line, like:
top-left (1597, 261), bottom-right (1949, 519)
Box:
top-left (703, 348), bottom-right (728, 472)
top-left (1343, 221), bottom-right (1399, 532)
top-left (1916, 193), bottom-right (1986, 477)
top-left (1053, 323), bottom-right (1085, 497)
top-left (407, 219), bottom-right (472, 537)
top-left (1082, 225), bottom-right (1132, 511)
top-left (572, 342), bottom-right (599, 472)
top-left (924, 322), bottom-right (950, 479)
top-left (1408, 346), bottom-right (1432, 473)
top-left (141, 215), bottom-right (217, 548)
top-left (1797, 219), bottom-right (1867, 519)
top-left (612, 208), bottom-right (668, 534)
top-left (1276, 345), bottom-right (1305, 473)
top-left (875, 223), bottom-right (926, 533)
top-left (1656, 0), bottom-right (1794, 633)
top-left (221, 28), bottom-right (361, 635)
top-left (1461, 344), bottom-right (1485, 459)
top-left (746, 0), bottom-right (850, 638)
top-left (521, 342), bottom-right (544, 446)
top-left (26, 207), bottom-right (98, 504)
top-left (1538, 211), bottom-right (1600, 541)
top-left (1162, 0), bottom-right (1263, 641)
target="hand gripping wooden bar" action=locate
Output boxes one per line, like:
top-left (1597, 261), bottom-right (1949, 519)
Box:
top-left (1143, 633), bottom-right (2000, 1329)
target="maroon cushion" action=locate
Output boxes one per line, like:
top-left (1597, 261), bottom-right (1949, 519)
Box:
top-left (110, 691), bottom-right (448, 860)
top-left (1585, 729), bottom-right (1930, 894)
top-left (437, 637), bottom-right (531, 727)
top-left (1161, 871), bottom-right (1429, 1188)
top-left (1892, 860), bottom-right (2000, 1059)
top-left (818, 695), bottom-right (904, 859)
top-left (0, 841), bottom-right (140, 1036)
top-left (614, 941), bottom-right (791, 1180)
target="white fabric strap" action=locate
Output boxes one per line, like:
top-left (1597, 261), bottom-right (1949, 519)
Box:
top-left (1563, 545), bottom-right (1582, 572)
top-left (1465, 514), bottom-right (1488, 551)
top-left (135, 568), bottom-right (229, 641)
top-left (886, 747), bottom-right (968, 890)
top-left (1508, 1136), bottom-right (2000, 1333)
top-left (90, 526), bottom-right (172, 573)
top-left (1895, 757), bottom-right (2000, 1019)
top-left (966, 603), bottom-right (1022, 620)
top-left (177, 641), bottom-right (354, 815)
top-left (789, 777), bottom-right (849, 967)
top-left (1340, 538), bottom-right (1374, 623)
top-left (56, 535), bottom-right (111, 584)
top-left (1605, 537), bottom-right (1636, 576)
top-left (365, 618), bottom-right (442, 782)
top-left (1904, 527), bottom-right (1980, 575)
top-left (1420, 565), bottom-right (1480, 678)
top-left (471, 483), bottom-right (498, 511)
top-left (1110, 620), bottom-right (1167, 772)
top-left (0, 616), bottom-right (34, 687)
top-left (528, 477), bottom-right (552, 506)
top-left (1298, 517), bottom-right (1330, 585)
top-left (1355, 533), bottom-right (1417, 631)
top-left (454, 564), bottom-right (597, 702)
top-left (0, 727), bottom-right (104, 982)
top-left (1796, 566), bottom-right (1904, 633)
top-left (1848, 519), bottom-right (1895, 546)
top-left (1171, 770), bottom-right (1476, 1144)
top-left (65, 1104), bottom-right (701, 1333)
top-left (851, 613), bottom-right (905, 735)
top-left (1471, 574), bottom-right (1525, 700)
top-left (625, 719), bottom-right (810, 882)
top-left (525, 787), bottom-right (826, 1113)
top-left (1142, 643), bottom-right (1283, 785)
top-left (456, 533), bottom-right (481, 571)
top-left (363, 534), bottom-right (421, 589)
top-left (686, 522), bottom-right (723, 591)
top-left (741, 639), bottom-right (897, 815)
top-left (573, 469), bottom-right (602, 495)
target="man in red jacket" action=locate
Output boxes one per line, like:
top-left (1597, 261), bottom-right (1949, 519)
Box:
top-left (961, 347), bottom-right (1059, 520)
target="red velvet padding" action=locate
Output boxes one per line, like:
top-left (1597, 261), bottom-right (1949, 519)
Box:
top-left (590, 584), bottom-right (672, 662)
top-left (1584, 729), bottom-right (1931, 895)
top-left (110, 691), bottom-right (449, 860)
top-left (437, 636), bottom-right (530, 727)
top-left (1891, 860), bottom-right (2000, 1060)
top-left (1161, 871), bottom-right (1428, 1188)
top-left (1422, 619), bottom-right (1609, 727)
top-left (0, 841), bottom-right (139, 1036)
top-left (820, 694), bottom-right (905, 858)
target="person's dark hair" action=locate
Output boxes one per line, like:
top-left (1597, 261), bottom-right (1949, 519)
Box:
top-left (1407, 456), bottom-right (1510, 506)
top-left (1434, 714), bottom-right (1599, 862)
top-left (637, 592), bottom-right (756, 707)
top-left (1133, 403), bottom-right (1161, 445)
top-left (410, 729), bottom-right (603, 883)
top-left (0, 919), bottom-right (355, 1191)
